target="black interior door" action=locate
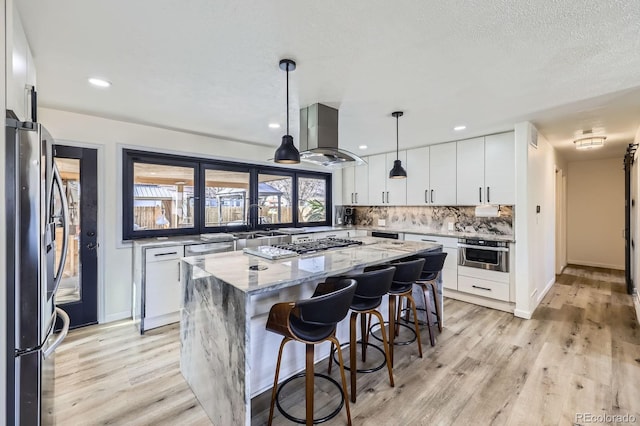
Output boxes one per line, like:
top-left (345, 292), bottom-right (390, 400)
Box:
top-left (53, 145), bottom-right (99, 328)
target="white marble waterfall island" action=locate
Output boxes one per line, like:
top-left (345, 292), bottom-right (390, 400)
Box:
top-left (179, 237), bottom-right (441, 426)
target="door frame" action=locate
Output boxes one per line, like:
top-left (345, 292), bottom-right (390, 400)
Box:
top-left (55, 139), bottom-right (105, 323)
top-left (555, 166), bottom-right (567, 274)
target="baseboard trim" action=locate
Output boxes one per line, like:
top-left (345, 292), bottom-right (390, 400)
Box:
top-left (443, 289), bottom-right (515, 314)
top-left (104, 311), bottom-right (131, 323)
top-left (537, 277), bottom-right (555, 304)
top-left (566, 260), bottom-right (624, 270)
top-left (513, 309), bottom-right (532, 319)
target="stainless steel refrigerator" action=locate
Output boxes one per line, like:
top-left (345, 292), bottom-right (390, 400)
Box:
top-left (5, 114), bottom-right (70, 425)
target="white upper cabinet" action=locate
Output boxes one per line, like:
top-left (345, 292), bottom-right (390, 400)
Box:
top-left (7, 7), bottom-right (37, 121)
top-left (456, 132), bottom-right (515, 205)
top-left (456, 137), bottom-right (486, 204)
top-left (368, 151), bottom-right (407, 205)
top-left (484, 132), bottom-right (515, 204)
top-left (429, 142), bottom-right (457, 205)
top-left (342, 160), bottom-right (369, 205)
top-left (406, 146), bottom-right (430, 205)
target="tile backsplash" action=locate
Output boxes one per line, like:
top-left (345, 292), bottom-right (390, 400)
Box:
top-left (336, 205), bottom-right (514, 235)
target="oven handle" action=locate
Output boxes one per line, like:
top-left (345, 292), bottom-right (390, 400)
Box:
top-left (457, 243), bottom-right (509, 252)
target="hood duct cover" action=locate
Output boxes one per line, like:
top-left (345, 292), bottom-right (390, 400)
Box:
top-left (299, 104), bottom-right (366, 168)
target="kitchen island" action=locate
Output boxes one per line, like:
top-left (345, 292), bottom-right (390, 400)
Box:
top-left (180, 236), bottom-right (441, 426)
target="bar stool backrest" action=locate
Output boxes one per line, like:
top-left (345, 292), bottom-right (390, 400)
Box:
top-left (390, 258), bottom-right (426, 284)
top-left (297, 278), bottom-right (357, 326)
top-left (352, 266), bottom-right (396, 299)
top-left (414, 251), bottom-right (448, 274)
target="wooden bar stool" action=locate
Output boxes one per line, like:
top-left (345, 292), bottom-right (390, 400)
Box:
top-left (266, 278), bottom-right (357, 426)
top-left (326, 265), bottom-right (397, 403)
top-left (413, 251), bottom-right (448, 345)
top-left (368, 257), bottom-right (425, 367)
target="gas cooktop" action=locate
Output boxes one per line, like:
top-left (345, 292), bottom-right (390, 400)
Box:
top-left (271, 237), bottom-right (363, 254)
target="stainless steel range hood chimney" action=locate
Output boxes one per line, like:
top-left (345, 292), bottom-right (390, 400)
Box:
top-left (299, 104), bottom-right (366, 168)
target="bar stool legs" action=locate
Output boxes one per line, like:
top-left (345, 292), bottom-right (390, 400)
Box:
top-left (348, 310), bottom-right (394, 403)
top-left (385, 291), bottom-right (423, 367)
top-left (268, 335), bottom-right (352, 426)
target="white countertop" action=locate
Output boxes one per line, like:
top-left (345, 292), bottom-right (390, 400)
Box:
top-left (182, 236), bottom-right (441, 295)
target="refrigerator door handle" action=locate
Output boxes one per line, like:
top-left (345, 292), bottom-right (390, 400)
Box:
top-left (51, 163), bottom-right (69, 293)
top-left (43, 307), bottom-right (70, 359)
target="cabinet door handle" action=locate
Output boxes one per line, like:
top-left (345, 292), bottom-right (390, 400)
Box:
top-left (178, 261), bottom-right (181, 282)
top-left (355, 193), bottom-right (358, 204)
top-left (382, 191), bottom-right (385, 203)
top-left (422, 239), bottom-right (437, 242)
top-left (430, 190), bottom-right (434, 203)
top-left (479, 187), bottom-right (482, 203)
top-left (155, 251), bottom-right (178, 257)
top-left (487, 186), bottom-right (490, 203)
top-left (472, 285), bottom-right (492, 292)
top-left (386, 191), bottom-right (389, 203)
top-left (351, 193), bottom-right (354, 204)
top-left (425, 189), bottom-right (428, 203)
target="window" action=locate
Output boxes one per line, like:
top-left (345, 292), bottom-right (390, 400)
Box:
top-left (122, 149), bottom-right (332, 239)
top-left (258, 173), bottom-right (293, 225)
top-left (204, 168), bottom-right (251, 228)
top-left (297, 176), bottom-right (327, 224)
top-left (133, 162), bottom-right (196, 231)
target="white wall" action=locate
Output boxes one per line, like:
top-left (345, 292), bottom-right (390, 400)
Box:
top-left (514, 122), bottom-right (563, 318)
top-left (566, 158), bottom-right (625, 270)
top-left (1, 0), bottom-right (8, 421)
top-left (39, 107), bottom-right (331, 322)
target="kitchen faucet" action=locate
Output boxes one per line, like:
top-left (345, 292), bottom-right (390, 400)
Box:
top-left (247, 204), bottom-right (263, 227)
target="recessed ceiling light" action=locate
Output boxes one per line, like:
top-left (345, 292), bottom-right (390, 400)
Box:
top-left (268, 123), bottom-right (281, 129)
top-left (358, 145), bottom-right (368, 150)
top-left (88, 77), bottom-right (111, 88)
top-left (453, 125), bottom-right (466, 131)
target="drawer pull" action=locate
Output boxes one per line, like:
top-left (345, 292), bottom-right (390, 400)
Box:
top-left (421, 239), bottom-right (437, 243)
top-left (155, 251), bottom-right (178, 257)
top-left (472, 285), bottom-right (492, 291)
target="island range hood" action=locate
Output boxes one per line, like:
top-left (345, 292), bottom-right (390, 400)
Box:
top-left (299, 103), bottom-right (366, 168)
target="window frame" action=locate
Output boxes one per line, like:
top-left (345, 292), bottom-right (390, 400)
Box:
top-left (122, 149), bottom-right (332, 240)
top-left (295, 172), bottom-right (331, 227)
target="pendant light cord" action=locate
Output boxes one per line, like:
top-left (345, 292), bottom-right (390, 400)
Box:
top-left (396, 114), bottom-right (399, 159)
top-left (286, 65), bottom-right (290, 136)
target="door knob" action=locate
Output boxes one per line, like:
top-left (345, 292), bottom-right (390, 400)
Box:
top-left (87, 231), bottom-right (96, 237)
top-left (87, 242), bottom-right (99, 250)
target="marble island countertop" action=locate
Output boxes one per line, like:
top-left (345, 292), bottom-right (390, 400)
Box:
top-left (182, 236), bottom-right (440, 295)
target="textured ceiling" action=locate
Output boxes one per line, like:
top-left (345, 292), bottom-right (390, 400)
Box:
top-left (16, 0), bottom-right (640, 162)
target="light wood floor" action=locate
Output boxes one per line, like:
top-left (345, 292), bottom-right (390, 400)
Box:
top-left (52, 265), bottom-right (640, 425)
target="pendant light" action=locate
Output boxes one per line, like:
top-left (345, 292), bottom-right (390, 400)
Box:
top-left (389, 111), bottom-right (407, 179)
top-left (274, 59), bottom-right (300, 164)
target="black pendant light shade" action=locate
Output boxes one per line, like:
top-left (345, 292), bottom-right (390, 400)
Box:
top-left (389, 159), bottom-right (407, 178)
top-left (274, 59), bottom-right (300, 164)
top-left (389, 111), bottom-right (407, 179)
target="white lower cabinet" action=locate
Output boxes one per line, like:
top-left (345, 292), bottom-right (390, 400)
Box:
top-left (143, 245), bottom-right (184, 330)
top-left (403, 234), bottom-right (458, 290)
top-left (457, 267), bottom-right (510, 302)
top-left (458, 266), bottom-right (510, 302)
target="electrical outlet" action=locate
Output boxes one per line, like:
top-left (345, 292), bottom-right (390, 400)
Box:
top-left (448, 223), bottom-right (454, 231)
top-left (378, 219), bottom-right (386, 227)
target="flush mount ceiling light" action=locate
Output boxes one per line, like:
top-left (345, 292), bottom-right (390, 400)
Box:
top-left (574, 136), bottom-right (606, 150)
top-left (273, 59), bottom-right (300, 164)
top-left (88, 77), bottom-right (111, 88)
top-left (268, 123), bottom-right (281, 129)
top-left (453, 125), bottom-right (466, 131)
top-left (358, 145), bottom-right (368, 150)
top-left (389, 111), bottom-right (407, 179)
